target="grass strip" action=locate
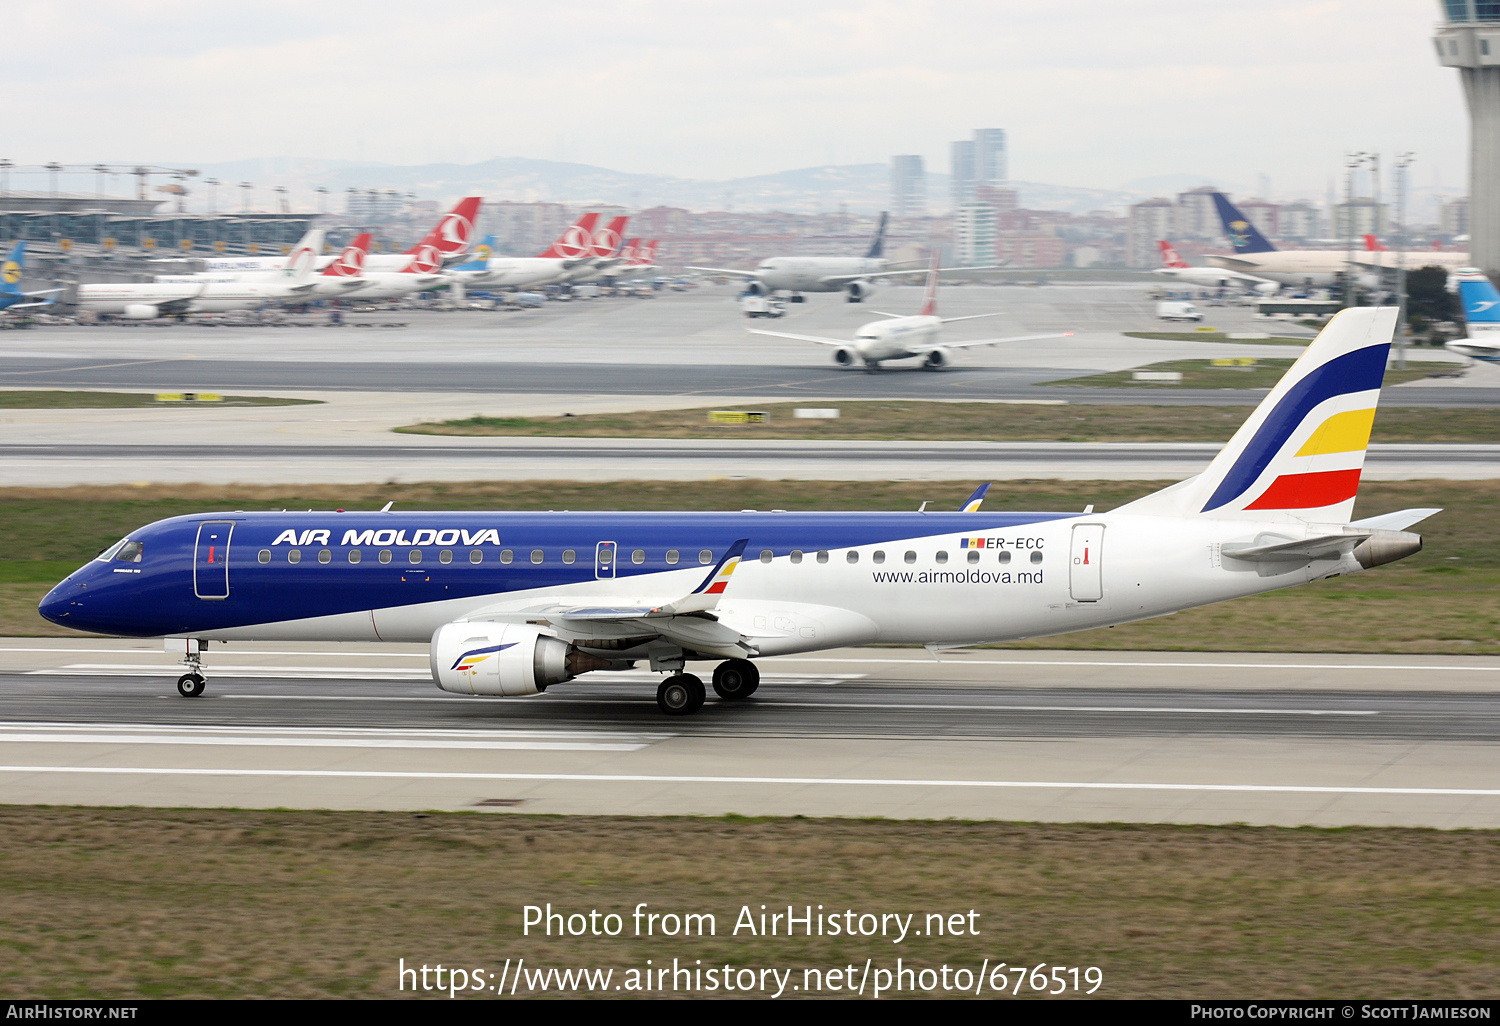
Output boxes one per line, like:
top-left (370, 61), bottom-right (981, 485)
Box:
top-left (395, 401), bottom-right (1500, 443)
top-left (0, 391), bottom-right (318, 409)
top-left (1053, 359), bottom-right (1457, 390)
top-left (0, 808), bottom-right (1494, 999)
top-left (4, 479), bottom-right (1494, 653)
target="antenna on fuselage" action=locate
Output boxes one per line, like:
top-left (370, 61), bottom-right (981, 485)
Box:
top-left (381, 501), bottom-right (395, 512)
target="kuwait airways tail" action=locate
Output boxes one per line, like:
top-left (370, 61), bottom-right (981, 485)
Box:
top-left (1119, 306), bottom-right (1397, 524)
top-left (1447, 268), bottom-right (1500, 361)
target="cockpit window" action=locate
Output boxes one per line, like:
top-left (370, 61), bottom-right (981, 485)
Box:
top-left (96, 537), bottom-right (141, 562)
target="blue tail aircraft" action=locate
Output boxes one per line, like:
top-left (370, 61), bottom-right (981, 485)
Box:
top-left (1446, 267), bottom-right (1500, 362)
top-left (1210, 193), bottom-right (1277, 255)
top-left (0, 242), bottom-right (62, 312)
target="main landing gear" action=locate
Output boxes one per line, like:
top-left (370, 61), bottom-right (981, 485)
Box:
top-left (656, 659), bottom-right (761, 715)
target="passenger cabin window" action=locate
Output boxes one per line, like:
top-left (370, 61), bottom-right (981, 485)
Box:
top-left (500, 549), bottom-right (513, 564)
top-left (666, 550), bottom-right (680, 565)
top-left (257, 549), bottom-right (271, 564)
top-left (379, 550), bottom-right (392, 564)
top-left (790, 550), bottom-right (803, 564)
top-left (816, 550), bottom-right (829, 564)
top-left (115, 540), bottom-right (143, 563)
top-left (318, 549), bottom-right (331, 564)
top-left (999, 550), bottom-right (1011, 564)
top-left (409, 549), bottom-right (422, 565)
top-left (1031, 550), bottom-right (1043, 564)
top-left (562, 549), bottom-right (577, 565)
top-left (967, 550), bottom-right (980, 564)
top-left (760, 549), bottom-right (773, 563)
top-left (904, 551), bottom-right (916, 564)
top-left (632, 549), bottom-right (645, 564)
top-left (530, 549), bottom-right (543, 564)
top-left (439, 550), bottom-right (453, 564)
top-left (846, 551), bottom-right (858, 564)
top-left (348, 550), bottom-right (362, 564)
top-left (935, 551), bottom-right (948, 564)
top-left (469, 550), bottom-right (483, 564)
top-left (873, 551), bottom-right (885, 564)
top-left (288, 549), bottom-right (302, 564)
top-left (699, 549), bottom-right (713, 564)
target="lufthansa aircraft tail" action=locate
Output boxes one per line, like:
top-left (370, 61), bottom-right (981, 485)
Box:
top-left (1118, 306), bottom-right (1397, 524)
top-left (1211, 193), bottom-right (1277, 255)
top-left (865, 212), bottom-right (889, 259)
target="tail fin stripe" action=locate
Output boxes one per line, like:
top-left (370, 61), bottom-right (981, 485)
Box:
top-left (1201, 344), bottom-right (1388, 512)
top-left (1244, 469), bottom-right (1363, 511)
top-left (1295, 408), bottom-right (1376, 457)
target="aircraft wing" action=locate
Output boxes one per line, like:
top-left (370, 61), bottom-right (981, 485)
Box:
top-left (457, 541), bottom-right (757, 656)
top-left (746, 328), bottom-right (849, 346)
top-left (1205, 256), bottom-right (1263, 272)
top-left (686, 266), bottom-right (758, 278)
top-left (815, 265), bottom-right (1006, 287)
top-left (918, 331), bottom-right (1072, 351)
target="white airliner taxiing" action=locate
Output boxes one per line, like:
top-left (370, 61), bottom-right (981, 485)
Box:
top-left (452, 214), bottom-right (609, 290)
top-left (691, 212), bottom-right (986, 303)
top-left (1153, 240), bottom-right (1278, 294)
top-left (1445, 267), bottom-right (1500, 362)
top-left (39, 306), bottom-right (1433, 715)
top-left (748, 253), bottom-right (1068, 369)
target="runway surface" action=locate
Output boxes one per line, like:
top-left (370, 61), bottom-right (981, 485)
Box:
top-left (2, 640), bottom-right (1495, 827)
top-left (1, 438), bottom-right (1492, 485)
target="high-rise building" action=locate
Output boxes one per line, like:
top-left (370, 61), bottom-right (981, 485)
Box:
top-left (890, 155), bottom-right (926, 217)
top-left (1435, 3), bottom-right (1500, 271)
top-left (1279, 202), bottom-right (1321, 241)
top-left (1440, 196), bottom-right (1471, 237)
top-left (950, 140), bottom-right (976, 209)
top-left (1127, 198), bottom-right (1175, 267)
top-left (954, 201), bottom-right (997, 265)
top-left (974, 128), bottom-right (1008, 187)
top-left (1174, 186), bottom-right (1222, 240)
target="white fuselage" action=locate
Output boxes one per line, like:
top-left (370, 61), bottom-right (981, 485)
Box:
top-left (466, 257), bottom-right (582, 290)
top-left (78, 280), bottom-right (306, 316)
top-left (1152, 266), bottom-right (1277, 292)
top-left (1445, 321), bottom-right (1500, 361)
top-left (1206, 249), bottom-right (1472, 287)
top-left (335, 271), bottom-right (444, 300)
top-left (850, 314), bottom-right (942, 364)
top-left (751, 256), bottom-right (887, 293)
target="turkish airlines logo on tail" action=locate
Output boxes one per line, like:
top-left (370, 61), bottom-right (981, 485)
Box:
top-left (1158, 241), bottom-right (1188, 268)
top-left (284, 247), bottom-right (317, 277)
top-left (434, 212), bottom-right (474, 252)
top-left (553, 224), bottom-right (592, 258)
top-left (408, 244), bottom-right (442, 273)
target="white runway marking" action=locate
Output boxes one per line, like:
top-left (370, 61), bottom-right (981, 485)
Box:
top-left (32, 664), bottom-right (430, 679)
top-left (0, 722), bottom-right (665, 752)
top-left (0, 765), bottom-right (1494, 797)
top-left (789, 657), bottom-right (1500, 672)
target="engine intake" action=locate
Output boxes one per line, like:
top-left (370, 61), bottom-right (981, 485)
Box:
top-left (430, 622), bottom-right (609, 696)
top-left (923, 347), bottom-right (951, 369)
top-left (123, 304), bottom-right (160, 320)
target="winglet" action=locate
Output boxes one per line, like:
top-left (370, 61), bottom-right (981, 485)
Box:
top-left (656, 539), bottom-right (749, 615)
top-left (960, 483), bottom-right (991, 512)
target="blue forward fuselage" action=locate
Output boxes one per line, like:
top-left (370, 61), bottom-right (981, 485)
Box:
top-left (40, 509), bottom-right (1074, 639)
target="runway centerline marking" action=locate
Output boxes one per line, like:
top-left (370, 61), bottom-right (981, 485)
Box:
top-left (779, 658), bottom-right (1500, 672)
top-left (0, 766), bottom-right (1493, 797)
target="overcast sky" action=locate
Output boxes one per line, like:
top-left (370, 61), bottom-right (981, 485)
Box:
top-left (4, 1), bottom-right (1469, 198)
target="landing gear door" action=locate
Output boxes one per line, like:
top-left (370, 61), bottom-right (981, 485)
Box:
top-left (1069, 524), bottom-right (1103, 602)
top-left (595, 541), bottom-right (616, 580)
top-left (194, 521), bottom-right (233, 600)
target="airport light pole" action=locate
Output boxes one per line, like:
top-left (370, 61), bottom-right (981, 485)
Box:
top-left (0, 160), bottom-right (11, 198)
top-left (239, 182), bottom-right (252, 213)
top-left (205, 178), bottom-right (220, 215)
top-left (1344, 152), bottom-right (1370, 309)
top-left (45, 162), bottom-right (62, 200)
top-left (1394, 152), bottom-right (1414, 370)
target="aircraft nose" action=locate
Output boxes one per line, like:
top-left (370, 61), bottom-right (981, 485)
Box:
top-left (38, 580), bottom-right (75, 627)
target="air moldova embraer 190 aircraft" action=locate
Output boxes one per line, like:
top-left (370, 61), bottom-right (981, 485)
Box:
top-left (40, 306), bottom-right (1433, 715)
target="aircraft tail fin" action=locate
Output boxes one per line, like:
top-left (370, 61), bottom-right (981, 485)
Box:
top-left (1363, 234), bottom-right (1389, 252)
top-left (960, 483), bottom-right (991, 512)
top-left (0, 242), bottom-right (23, 295)
top-left (405, 197), bottom-right (482, 259)
top-left (865, 212), bottom-right (889, 259)
top-left (323, 233), bottom-right (371, 277)
top-left (1455, 268), bottom-right (1500, 325)
top-left (1158, 240), bottom-right (1190, 269)
top-left (452, 235), bottom-right (496, 272)
top-left (1211, 193), bottom-right (1277, 254)
top-left (591, 216), bottom-right (628, 258)
top-left (282, 229), bottom-right (325, 284)
top-left (537, 213), bottom-right (600, 259)
top-left (918, 251), bottom-right (942, 316)
top-left (1116, 306), bottom-right (1396, 524)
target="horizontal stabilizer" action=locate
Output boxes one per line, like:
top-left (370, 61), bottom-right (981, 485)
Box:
top-left (1348, 508), bottom-right (1442, 531)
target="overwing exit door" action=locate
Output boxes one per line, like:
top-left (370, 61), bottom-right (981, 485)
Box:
top-left (596, 541), bottom-right (616, 579)
top-left (1069, 524), bottom-right (1103, 602)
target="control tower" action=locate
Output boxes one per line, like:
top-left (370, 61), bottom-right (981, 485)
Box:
top-left (1436, 2), bottom-right (1500, 272)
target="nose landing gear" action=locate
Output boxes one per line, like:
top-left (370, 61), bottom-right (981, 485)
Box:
top-left (174, 639), bottom-right (208, 697)
top-left (177, 674), bottom-right (206, 698)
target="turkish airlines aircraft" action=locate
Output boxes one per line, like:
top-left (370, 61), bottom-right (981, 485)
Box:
top-left (1151, 240), bottom-right (1278, 294)
top-left (454, 214), bottom-right (605, 290)
top-left (317, 232), bottom-right (443, 300)
top-left (38, 310), bottom-right (1427, 713)
top-left (750, 252), bottom-right (1067, 369)
top-left (78, 230), bottom-right (325, 319)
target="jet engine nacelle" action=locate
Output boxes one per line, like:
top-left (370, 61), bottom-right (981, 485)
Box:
top-left (922, 347), bottom-right (952, 370)
top-left (844, 280), bottom-right (871, 302)
top-left (123, 304), bottom-right (160, 320)
top-left (1254, 281), bottom-right (1280, 295)
top-left (743, 279), bottom-right (770, 297)
top-left (430, 622), bottom-right (608, 696)
top-left (833, 347), bottom-right (856, 367)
